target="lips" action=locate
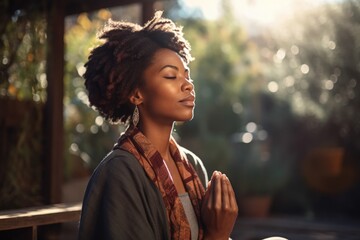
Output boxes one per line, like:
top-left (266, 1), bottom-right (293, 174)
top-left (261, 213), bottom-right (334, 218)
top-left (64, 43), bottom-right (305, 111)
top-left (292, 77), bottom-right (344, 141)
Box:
top-left (179, 95), bottom-right (195, 107)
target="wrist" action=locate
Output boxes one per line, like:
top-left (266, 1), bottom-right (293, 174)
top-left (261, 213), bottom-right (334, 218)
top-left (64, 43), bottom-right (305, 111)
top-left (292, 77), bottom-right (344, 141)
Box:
top-left (203, 233), bottom-right (229, 240)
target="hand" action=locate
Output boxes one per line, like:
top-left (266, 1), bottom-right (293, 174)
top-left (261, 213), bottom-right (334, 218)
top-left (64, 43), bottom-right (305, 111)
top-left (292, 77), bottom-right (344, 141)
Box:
top-left (201, 171), bottom-right (238, 240)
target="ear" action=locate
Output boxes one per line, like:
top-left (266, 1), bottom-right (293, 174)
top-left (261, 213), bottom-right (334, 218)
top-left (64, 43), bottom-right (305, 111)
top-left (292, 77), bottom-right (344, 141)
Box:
top-left (129, 88), bottom-right (144, 105)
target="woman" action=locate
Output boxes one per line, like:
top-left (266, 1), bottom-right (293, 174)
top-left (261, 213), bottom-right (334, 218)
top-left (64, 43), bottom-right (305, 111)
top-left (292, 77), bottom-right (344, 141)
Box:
top-left (78, 11), bottom-right (238, 240)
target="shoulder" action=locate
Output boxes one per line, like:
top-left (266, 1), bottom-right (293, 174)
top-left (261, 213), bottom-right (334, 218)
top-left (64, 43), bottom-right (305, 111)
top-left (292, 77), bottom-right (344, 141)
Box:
top-left (180, 146), bottom-right (209, 188)
top-left (82, 148), bottom-right (162, 208)
top-left (96, 149), bottom-right (143, 174)
top-left (79, 149), bottom-right (169, 240)
top-left (88, 149), bottom-right (148, 189)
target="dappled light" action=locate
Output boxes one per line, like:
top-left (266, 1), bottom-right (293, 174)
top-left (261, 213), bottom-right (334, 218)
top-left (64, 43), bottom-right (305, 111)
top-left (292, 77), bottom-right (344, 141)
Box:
top-left (1, 0), bottom-right (360, 238)
top-left (63, 6), bottom-right (135, 181)
top-left (267, 81), bottom-right (279, 93)
top-left (170, 0), bottom-right (360, 228)
top-left (246, 122), bottom-right (257, 132)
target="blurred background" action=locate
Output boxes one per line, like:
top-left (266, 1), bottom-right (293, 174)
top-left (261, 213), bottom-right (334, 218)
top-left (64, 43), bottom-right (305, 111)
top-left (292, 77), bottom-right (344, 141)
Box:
top-left (1, 0), bottom-right (360, 239)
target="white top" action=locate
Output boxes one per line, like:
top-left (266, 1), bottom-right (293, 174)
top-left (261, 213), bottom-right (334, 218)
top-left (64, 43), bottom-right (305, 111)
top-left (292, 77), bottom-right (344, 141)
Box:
top-left (179, 192), bottom-right (199, 240)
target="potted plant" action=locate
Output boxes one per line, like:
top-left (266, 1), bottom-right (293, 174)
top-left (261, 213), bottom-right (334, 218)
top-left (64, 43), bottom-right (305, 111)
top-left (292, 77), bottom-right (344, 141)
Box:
top-left (229, 123), bottom-right (291, 218)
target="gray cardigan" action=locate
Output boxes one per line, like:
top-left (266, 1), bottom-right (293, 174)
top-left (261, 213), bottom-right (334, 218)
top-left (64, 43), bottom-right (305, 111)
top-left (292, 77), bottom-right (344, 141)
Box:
top-left (78, 148), bottom-right (208, 240)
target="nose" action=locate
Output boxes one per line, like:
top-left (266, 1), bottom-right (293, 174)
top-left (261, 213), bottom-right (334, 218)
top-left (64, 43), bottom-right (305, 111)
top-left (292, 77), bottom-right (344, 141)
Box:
top-left (182, 78), bottom-right (194, 92)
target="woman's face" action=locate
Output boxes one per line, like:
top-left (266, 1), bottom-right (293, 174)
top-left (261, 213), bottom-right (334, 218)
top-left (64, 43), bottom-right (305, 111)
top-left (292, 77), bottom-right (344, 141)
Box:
top-left (138, 48), bottom-right (195, 125)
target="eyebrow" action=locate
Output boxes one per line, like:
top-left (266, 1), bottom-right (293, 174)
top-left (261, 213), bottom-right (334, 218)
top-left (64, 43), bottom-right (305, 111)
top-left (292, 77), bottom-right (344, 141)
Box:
top-left (159, 65), bottom-right (189, 73)
top-left (159, 65), bottom-right (178, 72)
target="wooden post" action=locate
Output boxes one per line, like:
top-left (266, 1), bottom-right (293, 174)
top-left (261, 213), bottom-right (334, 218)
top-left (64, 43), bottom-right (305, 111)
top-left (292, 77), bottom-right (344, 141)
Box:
top-left (142, 1), bottom-right (155, 24)
top-left (44, 0), bottom-right (64, 204)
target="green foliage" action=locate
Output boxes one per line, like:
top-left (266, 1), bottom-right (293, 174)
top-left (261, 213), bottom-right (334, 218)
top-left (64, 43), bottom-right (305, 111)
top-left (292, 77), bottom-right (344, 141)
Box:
top-left (230, 141), bottom-right (290, 196)
top-left (235, 0), bottom-right (360, 198)
top-left (171, 0), bottom-right (360, 197)
top-left (176, 11), bottom-right (259, 139)
top-left (263, 0), bottom-right (360, 146)
top-left (180, 134), bottom-right (233, 176)
top-left (64, 10), bottom-right (124, 180)
top-left (173, 1), bottom-right (278, 195)
top-left (0, 3), bottom-right (46, 209)
top-left (0, 5), bottom-right (47, 101)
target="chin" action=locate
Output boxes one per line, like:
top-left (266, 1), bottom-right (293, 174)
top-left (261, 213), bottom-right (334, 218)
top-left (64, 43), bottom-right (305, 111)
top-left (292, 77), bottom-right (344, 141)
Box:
top-left (179, 115), bottom-right (194, 122)
top-left (174, 111), bottom-right (194, 122)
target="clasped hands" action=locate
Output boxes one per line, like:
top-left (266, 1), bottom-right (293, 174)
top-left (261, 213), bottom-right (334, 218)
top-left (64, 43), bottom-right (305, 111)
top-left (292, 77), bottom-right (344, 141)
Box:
top-left (202, 171), bottom-right (238, 240)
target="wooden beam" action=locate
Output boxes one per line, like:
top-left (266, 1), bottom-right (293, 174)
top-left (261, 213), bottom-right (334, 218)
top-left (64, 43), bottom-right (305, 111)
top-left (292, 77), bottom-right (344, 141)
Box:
top-left (65, 0), bottom-right (157, 16)
top-left (141, 1), bottom-right (155, 24)
top-left (6, 0), bottom-right (160, 17)
top-left (44, 0), bottom-right (64, 204)
top-left (6, 0), bottom-right (167, 17)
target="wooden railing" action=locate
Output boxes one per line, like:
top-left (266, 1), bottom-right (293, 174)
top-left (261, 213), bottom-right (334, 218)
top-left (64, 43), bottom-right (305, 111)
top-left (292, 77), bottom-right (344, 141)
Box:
top-left (0, 202), bottom-right (81, 240)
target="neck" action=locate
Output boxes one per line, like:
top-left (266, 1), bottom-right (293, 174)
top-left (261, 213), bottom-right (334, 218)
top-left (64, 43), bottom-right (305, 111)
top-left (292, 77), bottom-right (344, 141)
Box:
top-left (138, 121), bottom-right (174, 160)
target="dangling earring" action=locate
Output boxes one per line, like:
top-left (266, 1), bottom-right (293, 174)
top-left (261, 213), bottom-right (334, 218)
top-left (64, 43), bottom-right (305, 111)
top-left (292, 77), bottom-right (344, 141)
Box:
top-left (132, 105), bottom-right (139, 126)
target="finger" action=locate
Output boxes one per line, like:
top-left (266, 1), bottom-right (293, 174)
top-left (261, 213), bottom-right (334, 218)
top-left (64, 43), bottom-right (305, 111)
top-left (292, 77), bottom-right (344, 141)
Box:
top-left (206, 175), bottom-right (215, 208)
top-left (213, 172), bottom-right (222, 207)
top-left (210, 171), bottom-right (217, 181)
top-left (202, 184), bottom-right (210, 202)
top-left (222, 174), bottom-right (230, 210)
top-left (204, 171), bottom-right (216, 203)
top-left (207, 179), bottom-right (212, 189)
top-left (226, 177), bottom-right (237, 209)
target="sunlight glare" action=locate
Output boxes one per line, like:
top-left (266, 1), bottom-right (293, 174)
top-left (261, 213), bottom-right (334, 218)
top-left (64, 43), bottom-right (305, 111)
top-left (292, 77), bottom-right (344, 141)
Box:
top-left (182, 0), bottom-right (299, 26)
top-left (300, 64), bottom-right (310, 74)
top-left (246, 122), bottom-right (257, 132)
top-left (268, 81), bottom-right (279, 93)
top-left (181, 0), bottom-right (340, 30)
top-left (242, 132), bottom-right (253, 143)
top-left (183, 0), bottom-right (221, 19)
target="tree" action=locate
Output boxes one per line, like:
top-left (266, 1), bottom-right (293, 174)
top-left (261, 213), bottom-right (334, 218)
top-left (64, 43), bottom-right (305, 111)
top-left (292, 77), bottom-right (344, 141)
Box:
top-left (63, 10), bottom-right (127, 181)
top-left (0, 2), bottom-right (47, 209)
top-left (260, 0), bottom-right (360, 218)
top-left (171, 0), bottom-right (262, 175)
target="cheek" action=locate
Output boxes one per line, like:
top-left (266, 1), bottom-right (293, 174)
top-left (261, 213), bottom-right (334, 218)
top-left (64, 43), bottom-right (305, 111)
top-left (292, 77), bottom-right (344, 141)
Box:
top-left (143, 90), bottom-right (178, 116)
top-left (148, 83), bottom-right (178, 102)
top-left (149, 91), bottom-right (174, 106)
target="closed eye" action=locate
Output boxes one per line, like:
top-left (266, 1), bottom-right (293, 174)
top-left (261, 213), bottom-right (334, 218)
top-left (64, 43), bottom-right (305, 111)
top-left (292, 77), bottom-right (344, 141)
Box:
top-left (164, 76), bottom-right (176, 79)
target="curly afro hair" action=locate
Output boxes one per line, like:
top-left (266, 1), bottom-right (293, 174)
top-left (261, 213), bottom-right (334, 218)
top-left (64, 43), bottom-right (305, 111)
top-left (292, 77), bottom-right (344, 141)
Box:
top-left (83, 11), bottom-right (193, 124)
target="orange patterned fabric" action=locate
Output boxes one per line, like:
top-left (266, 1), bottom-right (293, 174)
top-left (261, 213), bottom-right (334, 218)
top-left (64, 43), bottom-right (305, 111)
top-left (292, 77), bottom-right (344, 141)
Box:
top-left (114, 126), bottom-right (205, 239)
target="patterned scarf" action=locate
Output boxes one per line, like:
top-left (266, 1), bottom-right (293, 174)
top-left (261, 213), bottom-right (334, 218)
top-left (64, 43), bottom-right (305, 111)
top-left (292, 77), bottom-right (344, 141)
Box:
top-left (114, 126), bottom-right (205, 239)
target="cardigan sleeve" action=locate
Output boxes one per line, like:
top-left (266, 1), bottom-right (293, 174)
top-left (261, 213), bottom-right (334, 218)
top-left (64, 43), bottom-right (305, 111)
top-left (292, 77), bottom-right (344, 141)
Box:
top-left (78, 150), bottom-right (170, 240)
top-left (180, 147), bottom-right (209, 188)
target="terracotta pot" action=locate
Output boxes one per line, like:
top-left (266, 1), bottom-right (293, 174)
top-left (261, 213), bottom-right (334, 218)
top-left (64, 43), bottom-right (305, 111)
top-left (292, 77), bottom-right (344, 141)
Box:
top-left (238, 195), bottom-right (273, 218)
top-left (302, 147), bottom-right (356, 194)
top-left (306, 147), bottom-right (344, 177)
